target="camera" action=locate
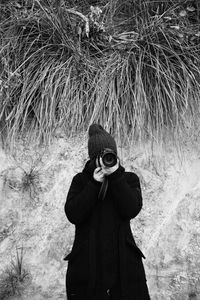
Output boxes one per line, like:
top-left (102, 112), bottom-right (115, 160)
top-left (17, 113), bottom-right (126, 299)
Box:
top-left (98, 148), bottom-right (117, 168)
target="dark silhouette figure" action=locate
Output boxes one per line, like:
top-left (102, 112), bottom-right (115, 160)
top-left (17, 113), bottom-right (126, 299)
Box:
top-left (64, 124), bottom-right (150, 300)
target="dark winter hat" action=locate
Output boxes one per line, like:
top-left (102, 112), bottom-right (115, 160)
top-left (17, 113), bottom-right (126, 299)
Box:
top-left (88, 124), bottom-right (117, 159)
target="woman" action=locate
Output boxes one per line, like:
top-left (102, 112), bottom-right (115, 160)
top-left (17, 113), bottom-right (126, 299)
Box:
top-left (64, 124), bottom-right (150, 300)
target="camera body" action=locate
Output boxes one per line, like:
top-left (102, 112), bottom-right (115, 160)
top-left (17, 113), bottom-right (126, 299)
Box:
top-left (98, 148), bottom-right (117, 168)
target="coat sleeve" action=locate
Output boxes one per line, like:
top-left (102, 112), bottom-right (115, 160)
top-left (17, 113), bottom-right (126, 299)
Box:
top-left (64, 173), bottom-right (101, 225)
top-left (108, 166), bottom-right (143, 220)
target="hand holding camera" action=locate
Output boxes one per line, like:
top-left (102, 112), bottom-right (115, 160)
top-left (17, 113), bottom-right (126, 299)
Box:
top-left (93, 167), bottom-right (105, 183)
top-left (93, 148), bottom-right (119, 182)
top-left (101, 157), bottom-right (119, 176)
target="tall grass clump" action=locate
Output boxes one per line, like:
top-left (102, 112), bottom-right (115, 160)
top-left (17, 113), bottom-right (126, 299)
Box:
top-left (0, 0), bottom-right (200, 148)
top-left (0, 247), bottom-right (30, 299)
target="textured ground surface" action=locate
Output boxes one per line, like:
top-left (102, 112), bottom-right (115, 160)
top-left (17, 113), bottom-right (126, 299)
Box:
top-left (0, 135), bottom-right (199, 300)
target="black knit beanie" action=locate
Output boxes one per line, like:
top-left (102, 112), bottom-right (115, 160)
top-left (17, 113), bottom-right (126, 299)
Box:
top-left (88, 124), bottom-right (117, 160)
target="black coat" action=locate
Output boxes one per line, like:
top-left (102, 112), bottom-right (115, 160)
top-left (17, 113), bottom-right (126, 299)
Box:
top-left (64, 160), bottom-right (150, 300)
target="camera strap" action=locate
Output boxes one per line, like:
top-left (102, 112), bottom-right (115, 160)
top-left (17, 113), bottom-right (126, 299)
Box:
top-left (98, 177), bottom-right (108, 201)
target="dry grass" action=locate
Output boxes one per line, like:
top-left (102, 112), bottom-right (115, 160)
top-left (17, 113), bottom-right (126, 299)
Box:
top-left (0, 0), bottom-right (200, 148)
top-left (1, 162), bottom-right (42, 203)
top-left (0, 247), bottom-right (30, 299)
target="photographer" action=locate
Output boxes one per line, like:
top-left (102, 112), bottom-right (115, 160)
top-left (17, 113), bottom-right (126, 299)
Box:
top-left (64, 124), bottom-right (150, 300)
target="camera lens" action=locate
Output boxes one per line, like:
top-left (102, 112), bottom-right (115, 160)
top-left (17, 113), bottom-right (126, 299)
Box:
top-left (102, 152), bottom-right (117, 167)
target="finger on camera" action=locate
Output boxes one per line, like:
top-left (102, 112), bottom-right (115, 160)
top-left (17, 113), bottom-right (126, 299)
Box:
top-left (94, 168), bottom-right (104, 176)
top-left (94, 167), bottom-right (102, 173)
top-left (98, 172), bottom-right (104, 178)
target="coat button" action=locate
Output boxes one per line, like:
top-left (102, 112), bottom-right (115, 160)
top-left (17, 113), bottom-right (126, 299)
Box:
top-left (107, 289), bottom-right (110, 296)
